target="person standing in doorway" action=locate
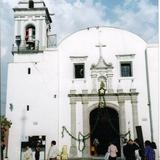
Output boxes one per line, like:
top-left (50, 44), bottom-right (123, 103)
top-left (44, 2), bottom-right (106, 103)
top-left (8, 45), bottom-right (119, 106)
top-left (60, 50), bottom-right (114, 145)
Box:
top-left (107, 142), bottom-right (118, 160)
top-left (35, 143), bottom-right (40, 160)
top-left (47, 140), bottom-right (59, 160)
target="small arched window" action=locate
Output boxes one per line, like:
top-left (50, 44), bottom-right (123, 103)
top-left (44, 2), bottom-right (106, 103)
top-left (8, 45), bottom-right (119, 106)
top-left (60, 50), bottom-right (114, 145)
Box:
top-left (29, 0), bottom-right (34, 9)
top-left (25, 24), bottom-right (35, 41)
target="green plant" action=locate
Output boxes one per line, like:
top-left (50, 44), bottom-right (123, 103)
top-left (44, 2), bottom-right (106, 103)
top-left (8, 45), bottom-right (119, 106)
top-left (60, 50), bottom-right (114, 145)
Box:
top-left (0, 116), bottom-right (12, 142)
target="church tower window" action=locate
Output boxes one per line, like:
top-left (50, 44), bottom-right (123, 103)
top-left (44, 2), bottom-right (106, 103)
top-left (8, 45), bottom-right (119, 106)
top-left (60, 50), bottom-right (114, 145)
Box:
top-left (29, 0), bottom-right (34, 9)
top-left (120, 61), bottom-right (132, 77)
top-left (25, 24), bottom-right (35, 41)
top-left (25, 24), bottom-right (36, 50)
top-left (74, 63), bottom-right (85, 78)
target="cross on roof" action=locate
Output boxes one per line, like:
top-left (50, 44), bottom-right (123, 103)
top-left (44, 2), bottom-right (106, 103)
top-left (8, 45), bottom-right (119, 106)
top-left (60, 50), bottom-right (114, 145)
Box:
top-left (95, 30), bottom-right (106, 58)
top-left (95, 43), bottom-right (106, 58)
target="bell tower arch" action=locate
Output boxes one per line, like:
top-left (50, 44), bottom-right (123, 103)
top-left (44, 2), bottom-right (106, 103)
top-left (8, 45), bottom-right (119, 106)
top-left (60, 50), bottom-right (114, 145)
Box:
top-left (68, 89), bottom-right (138, 157)
top-left (12, 0), bottom-right (53, 55)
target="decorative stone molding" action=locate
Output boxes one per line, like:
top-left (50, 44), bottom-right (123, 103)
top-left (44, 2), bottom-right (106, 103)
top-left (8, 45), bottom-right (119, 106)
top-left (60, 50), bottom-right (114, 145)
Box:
top-left (130, 94), bottom-right (138, 104)
top-left (116, 54), bottom-right (135, 60)
top-left (132, 102), bottom-right (139, 138)
top-left (82, 102), bottom-right (90, 157)
top-left (82, 90), bottom-right (88, 94)
top-left (70, 98), bottom-right (76, 105)
top-left (117, 92), bottom-right (125, 104)
top-left (69, 145), bottom-right (78, 157)
top-left (90, 58), bottom-right (114, 93)
top-left (130, 91), bottom-right (138, 138)
top-left (116, 54), bottom-right (135, 80)
top-left (68, 90), bottom-right (139, 156)
top-left (70, 90), bottom-right (77, 104)
top-left (70, 102), bottom-right (77, 157)
top-left (81, 90), bottom-right (89, 104)
top-left (70, 56), bottom-right (88, 63)
top-left (82, 145), bottom-right (90, 157)
top-left (70, 90), bottom-right (76, 94)
top-left (117, 89), bottom-right (123, 93)
top-left (130, 89), bottom-right (136, 93)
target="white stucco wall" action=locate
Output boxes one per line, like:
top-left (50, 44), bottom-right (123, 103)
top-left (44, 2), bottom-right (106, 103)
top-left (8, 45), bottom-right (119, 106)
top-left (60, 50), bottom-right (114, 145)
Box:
top-left (6, 49), bottom-right (60, 159)
top-left (146, 45), bottom-right (159, 159)
top-left (58, 26), bottom-right (150, 141)
top-left (6, 26), bottom-right (159, 159)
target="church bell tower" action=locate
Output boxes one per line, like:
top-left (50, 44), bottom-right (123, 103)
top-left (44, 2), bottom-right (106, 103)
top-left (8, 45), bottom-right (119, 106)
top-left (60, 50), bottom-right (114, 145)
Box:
top-left (12, 0), bottom-right (53, 55)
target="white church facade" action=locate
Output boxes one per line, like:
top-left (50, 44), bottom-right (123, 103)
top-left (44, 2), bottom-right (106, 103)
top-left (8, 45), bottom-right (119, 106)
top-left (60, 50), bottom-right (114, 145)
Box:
top-left (5, 0), bottom-right (159, 160)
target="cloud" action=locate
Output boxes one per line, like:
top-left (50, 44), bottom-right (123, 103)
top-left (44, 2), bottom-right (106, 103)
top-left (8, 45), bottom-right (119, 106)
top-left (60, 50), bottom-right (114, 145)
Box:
top-left (47, 0), bottom-right (111, 40)
top-left (3, 0), bottom-right (158, 43)
top-left (112, 0), bottom-right (158, 42)
top-left (1, 0), bottom-right (14, 114)
top-left (45, 0), bottom-right (158, 43)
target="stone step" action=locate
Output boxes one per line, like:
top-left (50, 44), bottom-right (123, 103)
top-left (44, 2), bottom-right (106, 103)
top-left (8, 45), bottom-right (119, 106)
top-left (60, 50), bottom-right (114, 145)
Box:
top-left (68, 158), bottom-right (103, 160)
top-left (68, 157), bottom-right (124, 160)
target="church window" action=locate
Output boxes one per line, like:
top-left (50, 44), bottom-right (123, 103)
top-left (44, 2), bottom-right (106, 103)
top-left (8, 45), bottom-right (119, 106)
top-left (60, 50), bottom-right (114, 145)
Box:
top-left (29, 0), bottom-right (34, 9)
top-left (27, 105), bottom-right (29, 111)
top-left (28, 68), bottom-right (31, 74)
top-left (25, 24), bottom-right (35, 41)
top-left (74, 63), bottom-right (85, 78)
top-left (120, 62), bottom-right (132, 77)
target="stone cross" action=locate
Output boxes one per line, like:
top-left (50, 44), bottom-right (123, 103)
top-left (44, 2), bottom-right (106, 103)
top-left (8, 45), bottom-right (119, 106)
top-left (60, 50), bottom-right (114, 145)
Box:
top-left (95, 30), bottom-right (106, 58)
top-left (95, 43), bottom-right (106, 58)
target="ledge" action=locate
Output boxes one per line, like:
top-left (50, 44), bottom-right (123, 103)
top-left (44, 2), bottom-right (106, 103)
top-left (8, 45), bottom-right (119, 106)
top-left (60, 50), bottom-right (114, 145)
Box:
top-left (68, 92), bottom-right (139, 97)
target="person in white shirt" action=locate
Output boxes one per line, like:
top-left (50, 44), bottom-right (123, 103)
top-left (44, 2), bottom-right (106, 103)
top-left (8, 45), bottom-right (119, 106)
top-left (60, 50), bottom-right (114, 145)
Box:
top-left (107, 142), bottom-right (118, 160)
top-left (47, 140), bottom-right (59, 160)
top-left (23, 146), bottom-right (33, 160)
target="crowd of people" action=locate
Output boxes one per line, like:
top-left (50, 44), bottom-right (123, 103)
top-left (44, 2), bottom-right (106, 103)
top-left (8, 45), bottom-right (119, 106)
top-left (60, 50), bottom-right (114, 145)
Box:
top-left (103, 139), bottom-right (157, 160)
top-left (17, 138), bottom-right (157, 160)
top-left (23, 140), bottom-right (59, 160)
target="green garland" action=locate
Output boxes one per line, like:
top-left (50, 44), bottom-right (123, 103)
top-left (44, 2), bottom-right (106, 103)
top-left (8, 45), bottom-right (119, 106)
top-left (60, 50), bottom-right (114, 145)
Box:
top-left (0, 115), bottom-right (12, 142)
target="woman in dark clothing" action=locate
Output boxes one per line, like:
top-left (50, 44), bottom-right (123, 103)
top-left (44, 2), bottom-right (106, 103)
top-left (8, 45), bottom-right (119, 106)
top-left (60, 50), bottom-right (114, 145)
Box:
top-left (35, 144), bottom-right (40, 160)
top-left (134, 138), bottom-right (145, 160)
top-left (1, 142), bottom-right (5, 160)
top-left (144, 140), bottom-right (155, 160)
top-left (123, 139), bottom-right (139, 160)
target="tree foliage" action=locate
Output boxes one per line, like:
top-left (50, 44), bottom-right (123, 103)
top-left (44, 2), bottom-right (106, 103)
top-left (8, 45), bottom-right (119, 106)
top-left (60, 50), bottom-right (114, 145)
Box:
top-left (0, 115), bottom-right (12, 142)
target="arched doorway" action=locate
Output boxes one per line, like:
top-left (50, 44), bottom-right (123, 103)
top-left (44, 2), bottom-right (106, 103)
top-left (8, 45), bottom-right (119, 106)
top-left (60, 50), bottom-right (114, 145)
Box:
top-left (90, 107), bottom-right (120, 156)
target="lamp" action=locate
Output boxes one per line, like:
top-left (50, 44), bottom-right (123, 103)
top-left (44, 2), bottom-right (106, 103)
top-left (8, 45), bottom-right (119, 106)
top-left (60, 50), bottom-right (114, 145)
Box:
top-left (98, 81), bottom-right (106, 108)
top-left (98, 81), bottom-right (106, 96)
top-left (15, 35), bottom-right (21, 53)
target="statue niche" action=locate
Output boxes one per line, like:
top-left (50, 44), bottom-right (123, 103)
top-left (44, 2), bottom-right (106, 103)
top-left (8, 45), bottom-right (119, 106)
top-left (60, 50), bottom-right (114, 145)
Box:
top-left (90, 57), bottom-right (113, 93)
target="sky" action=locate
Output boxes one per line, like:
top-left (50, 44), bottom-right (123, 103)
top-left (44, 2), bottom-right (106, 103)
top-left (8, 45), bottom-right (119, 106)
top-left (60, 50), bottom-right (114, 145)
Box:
top-left (0, 0), bottom-right (158, 115)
